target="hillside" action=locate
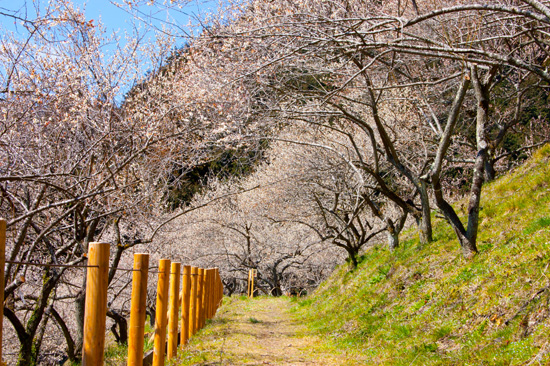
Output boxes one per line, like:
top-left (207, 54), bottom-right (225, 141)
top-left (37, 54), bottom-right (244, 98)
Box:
top-left (170, 145), bottom-right (550, 366)
top-left (290, 144), bottom-right (550, 365)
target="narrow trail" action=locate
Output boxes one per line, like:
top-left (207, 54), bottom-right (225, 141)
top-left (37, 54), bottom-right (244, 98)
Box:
top-left (177, 296), bottom-right (359, 365)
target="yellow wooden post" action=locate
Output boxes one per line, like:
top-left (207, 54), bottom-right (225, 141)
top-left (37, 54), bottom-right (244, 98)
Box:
top-left (189, 266), bottom-right (198, 336)
top-left (197, 268), bottom-right (206, 329)
top-left (0, 219), bottom-right (6, 364)
top-left (180, 265), bottom-right (191, 348)
top-left (213, 269), bottom-right (219, 314)
top-left (205, 269), bottom-right (210, 320)
top-left (203, 269), bottom-right (209, 320)
top-left (219, 269), bottom-right (223, 307)
top-left (210, 269), bottom-right (215, 317)
top-left (152, 259), bottom-right (170, 366)
top-left (214, 268), bottom-right (219, 312)
top-left (167, 262), bottom-right (181, 360)
top-left (82, 242), bottom-right (110, 366)
top-left (251, 269), bottom-right (256, 298)
top-left (205, 269), bottom-right (212, 319)
top-left (210, 269), bottom-right (216, 317)
top-left (127, 253), bottom-right (149, 366)
top-left (215, 268), bottom-right (222, 311)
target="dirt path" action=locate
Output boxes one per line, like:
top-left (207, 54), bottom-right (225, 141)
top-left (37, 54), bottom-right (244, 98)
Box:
top-left (176, 296), bottom-right (359, 365)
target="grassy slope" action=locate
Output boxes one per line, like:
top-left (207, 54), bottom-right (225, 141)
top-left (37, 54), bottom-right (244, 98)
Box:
top-left (293, 144), bottom-right (550, 365)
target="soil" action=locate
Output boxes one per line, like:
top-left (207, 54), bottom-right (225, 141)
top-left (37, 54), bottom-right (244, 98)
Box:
top-left (177, 296), bottom-right (359, 365)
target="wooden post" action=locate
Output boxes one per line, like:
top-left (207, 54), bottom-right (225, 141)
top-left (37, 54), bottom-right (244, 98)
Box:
top-left (247, 269), bottom-right (252, 298)
top-left (167, 262), bottom-right (181, 360)
top-left (180, 265), bottom-right (191, 348)
top-left (0, 219), bottom-right (5, 365)
top-left (215, 268), bottom-right (222, 311)
top-left (204, 269), bottom-right (209, 321)
top-left (205, 269), bottom-right (212, 319)
top-left (210, 269), bottom-right (215, 317)
top-left (210, 269), bottom-right (216, 317)
top-left (188, 266), bottom-right (198, 336)
top-left (127, 253), bottom-right (149, 366)
top-left (212, 269), bottom-right (218, 315)
top-left (203, 269), bottom-right (209, 320)
top-left (251, 269), bottom-right (256, 298)
top-left (219, 269), bottom-right (223, 307)
top-left (214, 268), bottom-right (219, 312)
top-left (82, 242), bottom-right (110, 366)
top-left (197, 268), bottom-right (205, 329)
top-left (152, 259), bottom-right (170, 366)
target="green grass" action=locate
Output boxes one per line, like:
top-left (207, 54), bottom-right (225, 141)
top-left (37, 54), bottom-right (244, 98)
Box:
top-left (104, 342), bottom-right (128, 366)
top-left (103, 317), bottom-right (155, 365)
top-left (293, 144), bottom-right (550, 365)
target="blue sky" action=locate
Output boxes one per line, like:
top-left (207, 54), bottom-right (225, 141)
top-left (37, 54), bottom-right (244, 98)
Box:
top-left (0, 0), bottom-right (219, 49)
top-left (0, 0), bottom-right (220, 98)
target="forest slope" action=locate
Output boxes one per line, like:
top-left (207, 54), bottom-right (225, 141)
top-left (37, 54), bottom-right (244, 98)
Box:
top-left (292, 144), bottom-right (550, 365)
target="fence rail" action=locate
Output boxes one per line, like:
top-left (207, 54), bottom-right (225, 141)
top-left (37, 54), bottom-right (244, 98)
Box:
top-left (0, 219), bottom-right (224, 366)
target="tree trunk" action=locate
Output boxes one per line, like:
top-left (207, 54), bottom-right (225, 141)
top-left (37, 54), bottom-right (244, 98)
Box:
top-left (415, 215), bottom-right (431, 246)
top-left (386, 231), bottom-right (399, 251)
top-left (146, 306), bottom-right (156, 327)
top-left (49, 307), bottom-right (78, 363)
top-left (270, 267), bottom-right (283, 296)
top-left (484, 157), bottom-right (496, 181)
top-left (459, 234), bottom-right (478, 259)
top-left (419, 180), bottom-right (433, 243)
top-left (16, 335), bottom-right (38, 366)
top-left (346, 247), bottom-right (359, 268)
top-left (15, 271), bottom-right (59, 366)
top-left (74, 288), bottom-right (86, 354)
top-left (107, 309), bottom-right (129, 344)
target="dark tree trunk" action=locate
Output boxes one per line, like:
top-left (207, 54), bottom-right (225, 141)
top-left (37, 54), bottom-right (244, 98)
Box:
top-left (418, 181), bottom-right (433, 244)
top-left (17, 335), bottom-right (38, 366)
top-left (431, 66), bottom-right (495, 258)
top-left (223, 278), bottom-right (235, 296)
top-left (49, 307), bottom-right (78, 363)
top-left (484, 157), bottom-right (496, 181)
top-left (432, 171), bottom-right (479, 259)
top-left (74, 286), bottom-right (86, 354)
top-left (14, 270), bottom-right (60, 366)
top-left (346, 247), bottom-right (359, 268)
top-left (146, 306), bottom-right (156, 327)
top-left (107, 309), bottom-right (129, 344)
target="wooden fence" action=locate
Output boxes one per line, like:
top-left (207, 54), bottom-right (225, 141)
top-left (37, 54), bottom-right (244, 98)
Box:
top-left (0, 219), bottom-right (223, 366)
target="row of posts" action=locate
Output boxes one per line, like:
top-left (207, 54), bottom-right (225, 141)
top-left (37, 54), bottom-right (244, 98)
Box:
top-left (84, 243), bottom-right (223, 366)
top-left (0, 220), bottom-right (223, 366)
